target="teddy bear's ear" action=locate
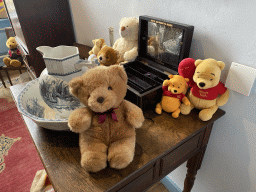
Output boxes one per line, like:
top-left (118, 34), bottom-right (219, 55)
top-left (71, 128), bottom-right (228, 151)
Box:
top-left (109, 65), bottom-right (127, 82)
top-left (92, 40), bottom-right (95, 44)
top-left (184, 78), bottom-right (189, 82)
top-left (69, 76), bottom-right (83, 97)
top-left (168, 74), bottom-right (174, 79)
top-left (119, 17), bottom-right (127, 25)
top-left (115, 49), bottom-right (120, 58)
top-left (195, 59), bottom-right (203, 67)
top-left (217, 61), bottom-right (225, 70)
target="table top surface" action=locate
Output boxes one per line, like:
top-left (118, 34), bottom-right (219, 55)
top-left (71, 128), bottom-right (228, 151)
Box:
top-left (10, 82), bottom-right (225, 192)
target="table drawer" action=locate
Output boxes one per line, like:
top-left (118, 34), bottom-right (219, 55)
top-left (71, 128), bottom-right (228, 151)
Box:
top-left (160, 132), bottom-right (203, 175)
top-left (118, 167), bottom-right (154, 192)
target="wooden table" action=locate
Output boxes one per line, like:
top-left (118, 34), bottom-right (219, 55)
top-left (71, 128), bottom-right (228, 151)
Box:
top-left (10, 83), bottom-right (225, 192)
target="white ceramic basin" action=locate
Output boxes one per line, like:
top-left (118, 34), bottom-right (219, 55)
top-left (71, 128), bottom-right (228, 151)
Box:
top-left (17, 79), bottom-right (85, 131)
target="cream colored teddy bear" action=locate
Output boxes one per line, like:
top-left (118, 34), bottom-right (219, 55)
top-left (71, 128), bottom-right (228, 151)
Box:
top-left (180, 58), bottom-right (229, 121)
top-left (113, 17), bottom-right (139, 63)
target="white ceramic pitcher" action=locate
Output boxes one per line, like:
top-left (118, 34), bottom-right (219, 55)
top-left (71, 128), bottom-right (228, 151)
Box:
top-left (36, 45), bottom-right (96, 119)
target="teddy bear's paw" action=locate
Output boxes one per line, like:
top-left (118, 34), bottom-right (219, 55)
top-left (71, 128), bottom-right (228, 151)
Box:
top-left (180, 104), bottom-right (192, 115)
top-left (108, 151), bottom-right (134, 169)
top-left (68, 117), bottom-right (90, 133)
top-left (199, 109), bottom-right (213, 121)
top-left (172, 111), bottom-right (180, 118)
top-left (184, 100), bottom-right (191, 106)
top-left (10, 60), bottom-right (21, 67)
top-left (3, 57), bottom-right (11, 66)
top-left (123, 48), bottom-right (138, 62)
top-left (155, 104), bottom-right (162, 114)
top-left (81, 151), bottom-right (107, 172)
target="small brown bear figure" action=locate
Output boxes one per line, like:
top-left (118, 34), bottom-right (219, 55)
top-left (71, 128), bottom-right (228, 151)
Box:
top-left (97, 45), bottom-right (119, 66)
top-left (3, 37), bottom-right (23, 67)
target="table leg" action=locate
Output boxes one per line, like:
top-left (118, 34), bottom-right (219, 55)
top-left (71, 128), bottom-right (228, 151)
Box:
top-left (0, 71), bottom-right (7, 88)
top-left (4, 70), bottom-right (13, 86)
top-left (183, 147), bottom-right (206, 192)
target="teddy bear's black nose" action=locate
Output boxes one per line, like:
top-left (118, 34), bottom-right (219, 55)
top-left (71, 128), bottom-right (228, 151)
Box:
top-left (199, 82), bottom-right (205, 87)
top-left (174, 89), bottom-right (177, 93)
top-left (99, 56), bottom-right (102, 61)
top-left (97, 97), bottom-right (104, 103)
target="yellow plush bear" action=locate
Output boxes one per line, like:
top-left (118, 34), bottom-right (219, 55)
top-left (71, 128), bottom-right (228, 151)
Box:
top-left (3, 37), bottom-right (23, 67)
top-left (180, 58), bottom-right (229, 121)
top-left (155, 75), bottom-right (190, 118)
top-left (88, 38), bottom-right (106, 56)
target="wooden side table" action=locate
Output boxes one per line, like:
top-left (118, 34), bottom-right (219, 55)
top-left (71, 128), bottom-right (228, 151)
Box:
top-left (10, 83), bottom-right (225, 192)
top-left (2, 64), bottom-right (27, 86)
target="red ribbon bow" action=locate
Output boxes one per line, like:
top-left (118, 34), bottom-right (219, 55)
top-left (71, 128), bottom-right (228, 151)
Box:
top-left (95, 108), bottom-right (118, 124)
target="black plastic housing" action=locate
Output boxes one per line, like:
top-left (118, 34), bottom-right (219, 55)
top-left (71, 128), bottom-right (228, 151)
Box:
top-left (124, 15), bottom-right (194, 110)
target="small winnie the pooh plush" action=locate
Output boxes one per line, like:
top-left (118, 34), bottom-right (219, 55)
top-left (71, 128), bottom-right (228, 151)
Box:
top-left (155, 75), bottom-right (190, 118)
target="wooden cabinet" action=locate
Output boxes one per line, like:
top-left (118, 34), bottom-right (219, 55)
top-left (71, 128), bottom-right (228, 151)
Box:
top-left (3, 0), bottom-right (76, 77)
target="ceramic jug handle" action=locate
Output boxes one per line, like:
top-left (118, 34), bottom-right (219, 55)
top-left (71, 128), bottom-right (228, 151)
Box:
top-left (74, 59), bottom-right (98, 70)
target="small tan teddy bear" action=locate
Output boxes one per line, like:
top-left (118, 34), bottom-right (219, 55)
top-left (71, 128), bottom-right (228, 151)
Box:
top-left (180, 58), bottom-right (229, 121)
top-left (68, 65), bottom-right (144, 172)
top-left (155, 75), bottom-right (190, 118)
top-left (97, 45), bottom-right (119, 66)
top-left (88, 38), bottom-right (106, 56)
top-left (3, 37), bottom-right (23, 67)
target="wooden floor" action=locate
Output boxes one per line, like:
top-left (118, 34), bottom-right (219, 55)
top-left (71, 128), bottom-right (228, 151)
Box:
top-left (147, 181), bottom-right (169, 192)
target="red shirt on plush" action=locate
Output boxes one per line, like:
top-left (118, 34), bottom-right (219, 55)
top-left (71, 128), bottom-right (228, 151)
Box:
top-left (162, 86), bottom-right (185, 101)
top-left (191, 82), bottom-right (227, 100)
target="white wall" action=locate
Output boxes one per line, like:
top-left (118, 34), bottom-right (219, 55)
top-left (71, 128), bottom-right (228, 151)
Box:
top-left (69, 0), bottom-right (256, 191)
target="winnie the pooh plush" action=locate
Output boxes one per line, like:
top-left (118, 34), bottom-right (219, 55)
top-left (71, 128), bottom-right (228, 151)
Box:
top-left (113, 17), bottom-right (139, 63)
top-left (180, 58), bottom-right (229, 121)
top-left (88, 38), bottom-right (106, 56)
top-left (3, 37), bottom-right (23, 67)
top-left (68, 65), bottom-right (144, 172)
top-left (97, 45), bottom-right (119, 66)
top-left (155, 75), bottom-right (191, 118)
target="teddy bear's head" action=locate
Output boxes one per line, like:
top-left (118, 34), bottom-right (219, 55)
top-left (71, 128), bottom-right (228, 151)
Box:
top-left (193, 58), bottom-right (225, 89)
top-left (6, 37), bottom-right (18, 49)
top-left (165, 75), bottom-right (189, 94)
top-left (69, 65), bottom-right (128, 113)
top-left (92, 38), bottom-right (105, 48)
top-left (97, 45), bottom-right (119, 66)
top-left (119, 17), bottom-right (139, 41)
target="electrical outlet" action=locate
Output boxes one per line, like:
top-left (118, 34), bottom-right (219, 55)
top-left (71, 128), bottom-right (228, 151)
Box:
top-left (225, 62), bottom-right (256, 96)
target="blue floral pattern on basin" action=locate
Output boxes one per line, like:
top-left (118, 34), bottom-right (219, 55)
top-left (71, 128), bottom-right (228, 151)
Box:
top-left (39, 75), bottom-right (80, 110)
top-left (17, 79), bottom-right (85, 131)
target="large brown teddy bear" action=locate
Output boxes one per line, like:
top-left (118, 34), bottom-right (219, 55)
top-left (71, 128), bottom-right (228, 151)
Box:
top-left (155, 75), bottom-right (190, 118)
top-left (180, 58), bottom-right (229, 121)
top-left (68, 65), bottom-right (144, 172)
top-left (97, 45), bottom-right (119, 66)
top-left (3, 37), bottom-right (23, 67)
